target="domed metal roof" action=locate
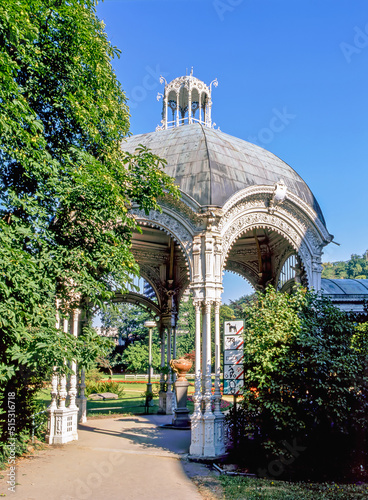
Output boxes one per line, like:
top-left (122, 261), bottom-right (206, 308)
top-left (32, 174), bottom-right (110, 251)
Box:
top-left (321, 279), bottom-right (368, 296)
top-left (123, 123), bottom-right (326, 225)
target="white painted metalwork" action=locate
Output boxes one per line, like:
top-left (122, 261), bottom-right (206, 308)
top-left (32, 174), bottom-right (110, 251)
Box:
top-left (157, 71), bottom-right (218, 130)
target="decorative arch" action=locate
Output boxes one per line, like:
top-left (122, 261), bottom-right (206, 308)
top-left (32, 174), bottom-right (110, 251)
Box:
top-left (131, 206), bottom-right (194, 282)
top-left (223, 265), bottom-right (257, 290)
top-left (111, 291), bottom-right (161, 318)
top-left (222, 215), bottom-right (311, 281)
top-left (275, 253), bottom-right (309, 291)
top-left (219, 187), bottom-right (330, 290)
top-left (220, 185), bottom-right (331, 250)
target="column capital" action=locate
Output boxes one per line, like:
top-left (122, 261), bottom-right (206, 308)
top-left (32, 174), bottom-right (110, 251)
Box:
top-left (203, 299), bottom-right (214, 313)
top-left (193, 300), bottom-right (202, 312)
top-left (193, 239), bottom-right (201, 253)
top-left (213, 300), bottom-right (221, 312)
top-left (72, 308), bottom-right (80, 321)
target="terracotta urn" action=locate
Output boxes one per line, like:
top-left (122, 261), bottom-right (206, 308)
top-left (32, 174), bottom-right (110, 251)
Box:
top-left (170, 358), bottom-right (193, 381)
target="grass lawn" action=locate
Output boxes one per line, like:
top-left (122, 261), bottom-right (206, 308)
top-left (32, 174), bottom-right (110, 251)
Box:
top-left (88, 382), bottom-right (158, 415)
top-left (35, 383), bottom-right (195, 415)
top-left (87, 397), bottom-right (158, 415)
top-left (35, 388), bottom-right (52, 405)
top-left (213, 475), bottom-right (368, 499)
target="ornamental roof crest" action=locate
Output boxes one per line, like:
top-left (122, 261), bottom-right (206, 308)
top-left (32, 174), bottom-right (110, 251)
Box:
top-left (156, 68), bottom-right (218, 130)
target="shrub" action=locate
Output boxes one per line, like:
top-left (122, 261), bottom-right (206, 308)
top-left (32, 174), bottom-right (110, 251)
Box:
top-left (0, 430), bottom-right (31, 469)
top-left (85, 368), bottom-right (104, 383)
top-left (230, 286), bottom-right (368, 480)
top-left (85, 380), bottom-right (125, 398)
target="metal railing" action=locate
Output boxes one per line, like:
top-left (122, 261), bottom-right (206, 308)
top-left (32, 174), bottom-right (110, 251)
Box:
top-left (165, 116), bottom-right (210, 128)
top-left (122, 374), bottom-right (161, 380)
top-left (121, 373), bottom-right (196, 380)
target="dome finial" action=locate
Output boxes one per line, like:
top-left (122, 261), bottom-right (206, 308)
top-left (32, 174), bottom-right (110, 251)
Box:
top-left (156, 73), bottom-right (218, 131)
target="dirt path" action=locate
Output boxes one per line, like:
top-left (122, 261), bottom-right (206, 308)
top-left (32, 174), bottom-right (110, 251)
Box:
top-left (0, 415), bottom-right (216, 500)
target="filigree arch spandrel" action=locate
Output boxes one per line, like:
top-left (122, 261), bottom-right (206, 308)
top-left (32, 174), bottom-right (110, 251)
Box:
top-left (219, 188), bottom-right (331, 257)
top-left (159, 193), bottom-right (204, 231)
top-left (137, 264), bottom-right (162, 308)
top-left (225, 261), bottom-right (259, 287)
top-left (220, 211), bottom-right (314, 287)
top-left (131, 207), bottom-right (194, 281)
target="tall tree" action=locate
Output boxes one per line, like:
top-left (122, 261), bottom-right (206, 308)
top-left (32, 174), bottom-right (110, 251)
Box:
top-left (0, 0), bottom-right (177, 440)
top-left (97, 302), bottom-right (158, 373)
top-left (99, 303), bottom-right (152, 346)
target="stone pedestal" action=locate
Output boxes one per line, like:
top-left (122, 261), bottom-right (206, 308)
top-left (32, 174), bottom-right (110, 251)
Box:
top-left (47, 406), bottom-right (78, 444)
top-left (203, 412), bottom-right (216, 457)
top-left (189, 411), bottom-right (204, 455)
top-left (158, 390), bottom-right (167, 414)
top-left (214, 413), bottom-right (226, 455)
top-left (76, 395), bottom-right (87, 423)
top-left (172, 379), bottom-right (190, 427)
top-left (165, 390), bottom-right (174, 415)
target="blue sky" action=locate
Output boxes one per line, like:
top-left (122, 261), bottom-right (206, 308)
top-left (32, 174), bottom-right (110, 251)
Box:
top-left (96, 0), bottom-right (368, 303)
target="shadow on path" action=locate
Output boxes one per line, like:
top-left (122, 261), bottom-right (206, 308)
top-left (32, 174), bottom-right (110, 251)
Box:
top-left (80, 414), bottom-right (191, 455)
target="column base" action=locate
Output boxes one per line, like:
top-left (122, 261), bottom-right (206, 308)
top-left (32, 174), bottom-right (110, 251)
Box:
top-left (165, 390), bottom-right (174, 415)
top-left (202, 412), bottom-right (216, 457)
top-left (189, 411), bottom-right (226, 458)
top-left (47, 406), bottom-right (78, 444)
top-left (158, 390), bottom-right (167, 414)
top-left (76, 396), bottom-right (87, 423)
top-left (189, 411), bottom-right (204, 456)
top-left (45, 407), bottom-right (56, 445)
top-left (214, 412), bottom-right (226, 456)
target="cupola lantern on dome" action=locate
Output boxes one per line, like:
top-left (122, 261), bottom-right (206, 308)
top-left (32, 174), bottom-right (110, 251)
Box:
top-left (156, 69), bottom-right (218, 131)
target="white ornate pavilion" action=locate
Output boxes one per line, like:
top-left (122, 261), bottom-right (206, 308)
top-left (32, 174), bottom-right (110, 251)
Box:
top-left (47, 72), bottom-right (333, 458)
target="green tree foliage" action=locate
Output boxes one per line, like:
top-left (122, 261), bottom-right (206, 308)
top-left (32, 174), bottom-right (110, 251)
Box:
top-left (175, 295), bottom-right (196, 358)
top-left (175, 294), bottom-right (238, 365)
top-left (231, 286), bottom-right (368, 479)
top-left (0, 0), bottom-right (177, 440)
top-left (99, 303), bottom-right (151, 346)
top-left (98, 302), bottom-right (160, 373)
top-left (229, 293), bottom-right (257, 315)
top-left (322, 250), bottom-right (368, 279)
top-left (122, 341), bottom-right (161, 374)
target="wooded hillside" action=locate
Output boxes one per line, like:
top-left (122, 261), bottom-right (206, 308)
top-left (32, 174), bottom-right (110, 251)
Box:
top-left (322, 251), bottom-right (368, 279)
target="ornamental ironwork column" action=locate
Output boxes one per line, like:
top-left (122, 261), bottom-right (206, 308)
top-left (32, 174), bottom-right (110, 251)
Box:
top-left (213, 300), bottom-right (225, 455)
top-left (202, 299), bottom-right (216, 457)
top-left (190, 300), bottom-right (204, 455)
top-left (166, 326), bottom-right (174, 414)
